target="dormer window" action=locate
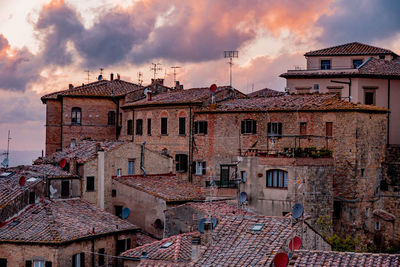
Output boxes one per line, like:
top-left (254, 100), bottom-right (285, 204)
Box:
top-left (321, 60), bottom-right (331, 70)
top-left (71, 107), bottom-right (81, 125)
top-left (353, 59), bottom-right (363, 69)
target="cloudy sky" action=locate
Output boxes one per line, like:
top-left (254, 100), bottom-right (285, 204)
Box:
top-left (0, 0), bottom-right (400, 165)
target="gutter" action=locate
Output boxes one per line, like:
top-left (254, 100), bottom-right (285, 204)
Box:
top-left (141, 142), bottom-right (146, 176)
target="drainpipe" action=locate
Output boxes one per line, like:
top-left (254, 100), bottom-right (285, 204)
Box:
top-left (97, 146), bottom-right (105, 210)
top-left (387, 79), bottom-right (391, 145)
top-left (141, 142), bottom-right (146, 176)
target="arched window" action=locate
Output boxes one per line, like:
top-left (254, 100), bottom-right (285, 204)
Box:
top-left (266, 169), bottom-right (288, 188)
top-left (71, 107), bottom-right (81, 125)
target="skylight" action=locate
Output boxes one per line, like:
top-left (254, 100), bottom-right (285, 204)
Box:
top-left (160, 241), bottom-right (173, 248)
top-left (251, 223), bottom-right (264, 231)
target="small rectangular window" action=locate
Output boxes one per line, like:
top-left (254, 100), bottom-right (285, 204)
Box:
top-left (128, 160), bottom-right (134, 175)
top-left (364, 91), bottom-right (375, 105)
top-left (267, 122), bottom-right (282, 137)
top-left (45, 262), bottom-right (52, 267)
top-left (241, 171), bottom-right (247, 182)
top-left (161, 117), bottom-right (168, 135)
top-left (61, 180), bottom-right (70, 198)
top-left (112, 189), bottom-right (117, 197)
top-left (0, 258), bottom-right (7, 267)
top-left (176, 154), bottom-right (188, 172)
top-left (33, 261), bottom-right (44, 267)
top-left (29, 191), bottom-right (35, 204)
top-left (147, 118), bottom-right (151, 135)
top-left (98, 248), bottom-right (105, 266)
top-left (72, 253), bottom-right (84, 267)
top-left (136, 119), bottom-right (143, 135)
top-left (115, 205), bottom-right (123, 218)
top-left (194, 121), bottom-right (208, 134)
top-left (241, 119), bottom-right (256, 134)
top-left (353, 59), bottom-right (363, 68)
top-left (86, 176), bottom-right (95, 191)
top-left (366, 207), bottom-right (370, 217)
top-left (321, 59), bottom-right (331, 70)
top-left (313, 84), bottom-right (319, 91)
top-left (333, 201), bottom-right (341, 219)
top-left (108, 111), bottom-right (116, 125)
top-left (375, 221), bottom-right (380, 230)
top-left (179, 117), bottom-right (186, 135)
top-left (127, 120), bottom-right (133, 135)
top-left (300, 122), bottom-right (307, 135)
top-left (326, 122), bottom-right (333, 137)
top-left (117, 239), bottom-right (131, 254)
top-left (195, 161), bottom-right (206, 175)
top-left (117, 169), bottom-right (121, 177)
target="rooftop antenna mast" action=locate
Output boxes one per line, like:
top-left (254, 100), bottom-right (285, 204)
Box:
top-left (150, 63), bottom-right (162, 80)
top-left (137, 72), bottom-right (143, 86)
top-left (224, 50), bottom-right (239, 89)
top-left (84, 70), bottom-right (90, 83)
top-left (170, 66), bottom-right (181, 84)
top-left (1, 130), bottom-right (11, 168)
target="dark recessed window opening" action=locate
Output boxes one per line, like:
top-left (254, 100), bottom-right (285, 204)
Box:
top-left (300, 122), bottom-right (307, 135)
top-left (71, 107), bottom-right (82, 125)
top-left (128, 160), bottom-right (134, 175)
top-left (117, 239), bottom-right (131, 255)
top-left (127, 120), bottom-right (133, 135)
top-left (98, 248), bottom-right (105, 266)
top-left (333, 201), bottom-right (341, 219)
top-left (72, 253), bottom-right (84, 267)
top-left (176, 154), bottom-right (188, 172)
top-left (115, 205), bottom-right (123, 218)
top-left (179, 117), bottom-right (186, 135)
top-left (161, 117), bottom-right (168, 135)
top-left (86, 176), bottom-right (95, 192)
top-left (326, 122), bottom-right (333, 137)
top-left (147, 118), bottom-right (151, 135)
top-left (136, 119), bottom-right (143, 135)
top-left (321, 59), bottom-right (331, 70)
top-left (267, 122), bottom-right (282, 137)
top-left (108, 111), bottom-right (115, 125)
top-left (61, 180), bottom-right (70, 198)
top-left (353, 59), bottom-right (363, 68)
top-left (112, 189), bottom-right (117, 197)
top-left (241, 119), bottom-right (256, 134)
top-left (194, 121), bottom-right (208, 134)
top-left (364, 91), bottom-right (375, 105)
top-left (266, 169), bottom-right (288, 188)
top-left (29, 191), bottom-right (35, 204)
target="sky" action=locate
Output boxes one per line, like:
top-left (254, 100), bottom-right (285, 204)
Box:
top-left (0, 0), bottom-right (400, 166)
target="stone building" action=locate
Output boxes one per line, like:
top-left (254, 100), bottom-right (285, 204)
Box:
top-left (112, 174), bottom-right (205, 238)
top-left (280, 42), bottom-right (400, 145)
top-left (36, 140), bottom-right (172, 213)
top-left (119, 86), bottom-right (246, 182)
top-left (0, 198), bottom-right (139, 267)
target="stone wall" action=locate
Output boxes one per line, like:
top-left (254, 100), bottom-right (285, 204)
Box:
top-left (45, 100), bottom-right (62, 155)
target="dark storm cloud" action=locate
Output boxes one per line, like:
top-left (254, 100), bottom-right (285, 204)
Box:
top-left (317, 0), bottom-right (400, 45)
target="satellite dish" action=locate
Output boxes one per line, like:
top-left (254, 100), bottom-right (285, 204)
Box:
top-left (239, 192), bottom-right (248, 204)
top-left (289, 236), bottom-right (302, 251)
top-left (273, 252), bottom-right (289, 267)
top-left (198, 218), bottom-right (206, 233)
top-left (1, 158), bottom-right (8, 167)
top-left (210, 84), bottom-right (217, 93)
top-left (58, 158), bottom-right (67, 169)
top-left (98, 74), bottom-right (103, 81)
top-left (19, 176), bottom-right (26, 186)
top-left (121, 207), bottom-right (130, 219)
top-left (292, 203), bottom-right (304, 219)
top-left (143, 87), bottom-right (150, 96)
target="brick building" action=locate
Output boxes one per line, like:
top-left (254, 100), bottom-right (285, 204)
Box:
top-left (280, 42), bottom-right (400, 145)
top-left (0, 198), bottom-right (139, 267)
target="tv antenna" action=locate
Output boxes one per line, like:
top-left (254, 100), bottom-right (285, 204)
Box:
top-left (84, 70), bottom-right (90, 83)
top-left (137, 72), bottom-right (143, 86)
top-left (1, 130), bottom-right (11, 168)
top-left (150, 63), bottom-right (162, 79)
top-left (170, 66), bottom-right (181, 83)
top-left (224, 50), bottom-right (238, 88)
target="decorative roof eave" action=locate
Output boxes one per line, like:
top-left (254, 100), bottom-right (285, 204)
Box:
top-left (121, 101), bottom-right (203, 109)
top-left (280, 72), bottom-right (400, 80)
top-left (195, 107), bottom-right (387, 114)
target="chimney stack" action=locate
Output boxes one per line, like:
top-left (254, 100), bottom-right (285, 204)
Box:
top-left (202, 221), bottom-right (213, 246)
top-left (147, 90), bottom-right (152, 101)
top-left (191, 234), bottom-right (201, 261)
top-left (110, 73), bottom-right (114, 81)
top-left (175, 81), bottom-right (180, 90)
top-left (69, 84), bottom-right (74, 90)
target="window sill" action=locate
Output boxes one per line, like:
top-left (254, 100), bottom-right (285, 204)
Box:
top-left (266, 187), bottom-right (288, 190)
top-left (178, 134), bottom-right (186, 137)
top-left (195, 133), bottom-right (207, 136)
top-left (161, 134), bottom-right (168, 136)
top-left (241, 133), bottom-right (256, 135)
top-left (86, 190), bottom-right (95, 192)
top-left (176, 170), bottom-right (187, 173)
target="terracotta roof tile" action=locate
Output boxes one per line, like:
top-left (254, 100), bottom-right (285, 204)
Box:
top-left (41, 79), bottom-right (140, 103)
top-left (113, 175), bottom-right (205, 202)
top-left (122, 232), bottom-right (196, 263)
top-left (304, 42), bottom-right (397, 57)
top-left (0, 198), bottom-right (138, 244)
top-left (291, 250), bottom-right (400, 266)
top-left (138, 260), bottom-right (187, 267)
top-left (0, 165), bottom-right (75, 209)
top-left (181, 201), bottom-right (257, 220)
top-left (373, 209), bottom-right (396, 221)
top-left (35, 140), bottom-right (125, 165)
top-left (198, 93), bottom-right (386, 113)
top-left (247, 88), bottom-right (285, 98)
top-left (136, 231), bottom-right (159, 246)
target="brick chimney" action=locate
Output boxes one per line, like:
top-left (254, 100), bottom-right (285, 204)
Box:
top-left (146, 90), bottom-right (152, 101)
top-left (191, 234), bottom-right (201, 261)
top-left (202, 221), bottom-right (213, 246)
top-left (110, 73), bottom-right (114, 81)
top-left (69, 84), bottom-right (74, 90)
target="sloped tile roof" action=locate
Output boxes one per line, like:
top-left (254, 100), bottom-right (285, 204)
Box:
top-left (197, 93), bottom-right (386, 113)
top-left (122, 86), bottom-right (245, 108)
top-left (35, 140), bottom-right (125, 165)
top-left (181, 201), bottom-right (257, 220)
top-left (113, 174), bottom-right (205, 202)
top-left (304, 42), bottom-right (397, 57)
top-left (0, 198), bottom-right (138, 244)
top-left (41, 79), bottom-right (140, 103)
top-left (138, 260), bottom-right (187, 267)
top-left (122, 232), bottom-right (196, 263)
top-left (291, 250), bottom-right (400, 266)
top-left (373, 209), bottom-right (396, 221)
top-left (136, 231), bottom-right (159, 247)
top-left (281, 58), bottom-right (400, 78)
top-left (0, 165), bottom-right (75, 208)
top-left (247, 88), bottom-right (285, 98)
top-left (194, 215), bottom-right (294, 266)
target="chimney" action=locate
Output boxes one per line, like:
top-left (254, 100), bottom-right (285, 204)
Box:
top-left (69, 157), bottom-right (78, 175)
top-left (117, 73), bottom-right (120, 80)
top-left (191, 234), bottom-right (201, 261)
top-left (147, 90), bottom-right (152, 101)
top-left (175, 81), bottom-right (180, 90)
top-left (110, 73), bottom-right (114, 81)
top-left (202, 221), bottom-right (213, 246)
top-left (69, 84), bottom-right (74, 90)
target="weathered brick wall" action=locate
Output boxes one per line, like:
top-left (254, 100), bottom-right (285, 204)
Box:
top-left (0, 233), bottom-right (137, 267)
top-left (48, 178), bottom-right (81, 199)
top-left (164, 205), bottom-right (208, 237)
top-left (45, 100), bottom-right (62, 155)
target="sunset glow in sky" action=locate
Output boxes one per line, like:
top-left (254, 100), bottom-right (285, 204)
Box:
top-left (1, 0), bottom-right (400, 165)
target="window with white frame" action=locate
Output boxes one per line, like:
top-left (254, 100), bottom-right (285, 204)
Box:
top-left (117, 168), bottom-right (121, 177)
top-left (266, 169), bottom-right (288, 188)
top-left (195, 161), bottom-right (206, 175)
